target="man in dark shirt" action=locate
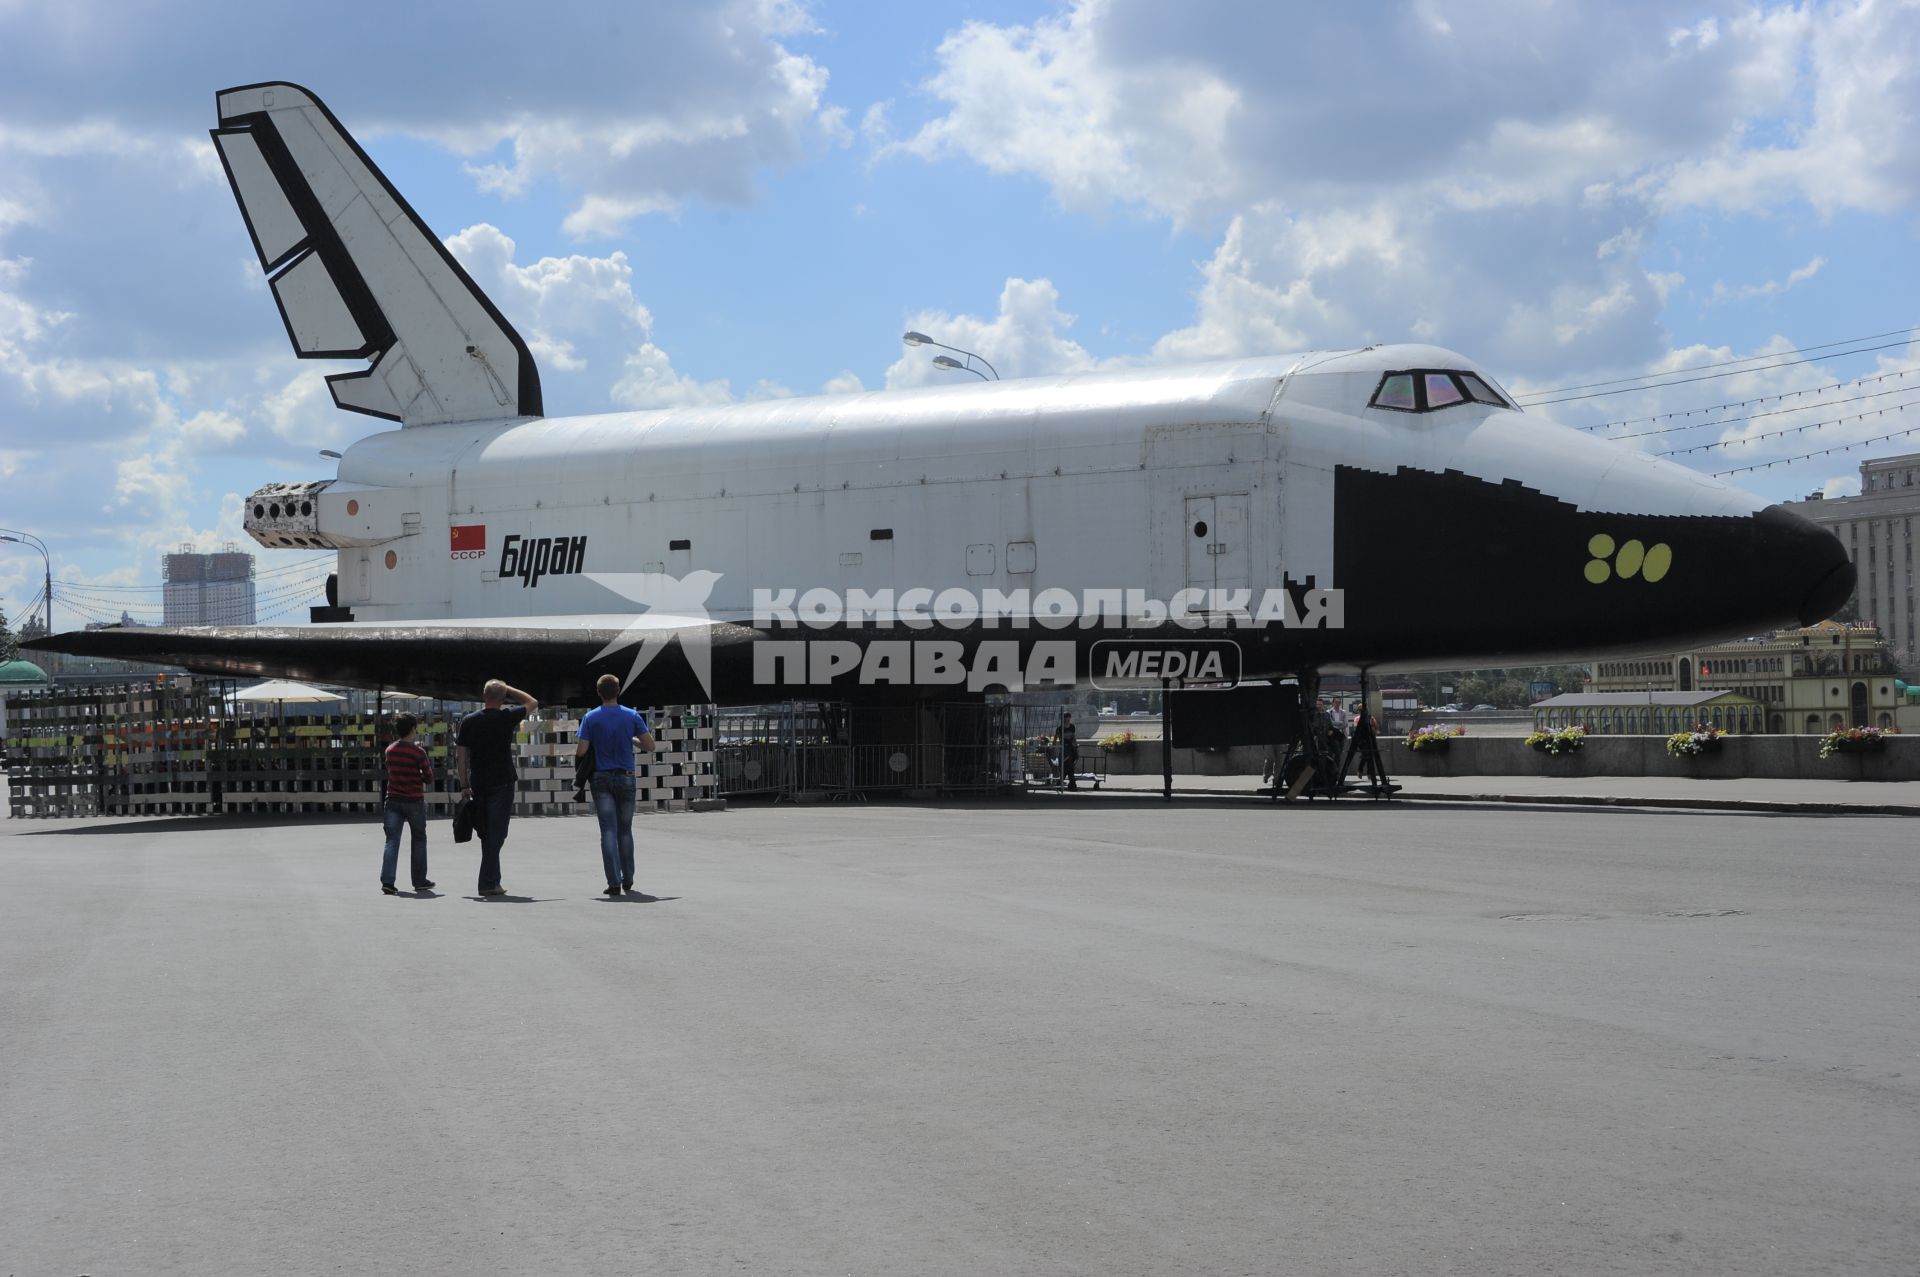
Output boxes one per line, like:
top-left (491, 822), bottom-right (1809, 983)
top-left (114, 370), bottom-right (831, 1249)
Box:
top-left (456, 679), bottom-right (538, 897)
top-left (1059, 710), bottom-right (1079, 790)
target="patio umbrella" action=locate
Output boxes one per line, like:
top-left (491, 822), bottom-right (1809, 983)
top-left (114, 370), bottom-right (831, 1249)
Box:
top-left (227, 680), bottom-right (346, 736)
top-left (229, 680), bottom-right (345, 704)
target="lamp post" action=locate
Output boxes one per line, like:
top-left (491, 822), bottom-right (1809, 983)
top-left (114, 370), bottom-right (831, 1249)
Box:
top-left (932, 354), bottom-right (988, 382)
top-left (0, 528), bottom-right (51, 635)
top-left (903, 331), bottom-right (999, 380)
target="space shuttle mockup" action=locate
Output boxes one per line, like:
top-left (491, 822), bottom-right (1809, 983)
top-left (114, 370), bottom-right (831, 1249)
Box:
top-left (33, 83), bottom-right (1855, 706)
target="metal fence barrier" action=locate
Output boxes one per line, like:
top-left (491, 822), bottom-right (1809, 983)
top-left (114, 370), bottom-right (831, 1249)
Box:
top-left (3, 682), bottom-right (720, 819)
top-left (712, 700), bottom-right (1020, 801)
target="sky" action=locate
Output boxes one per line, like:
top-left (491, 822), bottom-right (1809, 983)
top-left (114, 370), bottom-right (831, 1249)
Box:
top-left (2, 0), bottom-right (1919, 631)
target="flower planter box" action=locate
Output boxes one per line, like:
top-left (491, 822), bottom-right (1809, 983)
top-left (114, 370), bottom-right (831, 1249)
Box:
top-left (1820, 729), bottom-right (1888, 759)
top-left (1667, 735), bottom-right (1725, 760)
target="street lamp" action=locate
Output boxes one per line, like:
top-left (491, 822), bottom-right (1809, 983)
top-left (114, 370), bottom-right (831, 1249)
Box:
top-left (0, 527), bottom-right (52, 635)
top-left (932, 354), bottom-right (988, 381)
top-left (902, 330), bottom-right (999, 380)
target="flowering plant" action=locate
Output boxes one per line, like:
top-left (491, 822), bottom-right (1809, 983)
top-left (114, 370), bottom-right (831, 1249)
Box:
top-left (1819, 725), bottom-right (1887, 758)
top-left (1665, 724), bottom-right (1727, 758)
top-left (1525, 725), bottom-right (1587, 755)
top-left (1099, 730), bottom-right (1137, 751)
top-left (1406, 724), bottom-right (1465, 751)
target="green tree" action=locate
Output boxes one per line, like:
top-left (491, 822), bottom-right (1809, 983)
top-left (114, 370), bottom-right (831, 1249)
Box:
top-left (0, 607), bottom-right (15, 664)
top-left (1447, 664), bottom-right (1590, 708)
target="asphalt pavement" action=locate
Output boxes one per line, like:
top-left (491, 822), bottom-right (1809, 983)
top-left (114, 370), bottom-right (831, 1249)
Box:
top-left (3, 799), bottom-right (1915, 1275)
top-left (1097, 771), bottom-right (1920, 814)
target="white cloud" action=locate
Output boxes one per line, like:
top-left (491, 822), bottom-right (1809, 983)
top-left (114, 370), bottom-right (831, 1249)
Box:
top-left (0, 1), bottom-right (848, 241)
top-left (180, 409), bottom-right (247, 449)
top-left (1150, 215), bottom-right (1326, 363)
top-left (895, 7), bottom-right (1240, 224)
top-left (260, 371), bottom-right (344, 448)
top-left (886, 278), bottom-right (1098, 388)
top-left (611, 343), bottom-right (737, 409)
top-left (891, 0), bottom-right (1917, 383)
top-left (1708, 255), bottom-right (1827, 305)
top-left (444, 222), bottom-right (750, 413)
top-left (1820, 474), bottom-right (1863, 498)
top-left (408, 6), bottom-right (844, 238)
top-left (1660, 1), bottom-right (1920, 214)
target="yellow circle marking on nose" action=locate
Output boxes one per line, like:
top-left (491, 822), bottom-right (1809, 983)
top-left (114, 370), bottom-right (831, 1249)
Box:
top-left (1615, 539), bottom-right (1645, 579)
top-left (1588, 533), bottom-right (1615, 558)
top-left (1643, 543), bottom-right (1673, 583)
top-left (1584, 558), bottom-right (1612, 584)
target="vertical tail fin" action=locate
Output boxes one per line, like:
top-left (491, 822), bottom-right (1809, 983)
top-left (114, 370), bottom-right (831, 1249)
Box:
top-left (211, 82), bottom-right (542, 426)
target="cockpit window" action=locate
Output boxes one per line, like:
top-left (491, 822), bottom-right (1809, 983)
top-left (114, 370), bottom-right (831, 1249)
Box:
top-left (1373, 373), bottom-right (1416, 410)
top-left (1457, 372), bottom-right (1510, 407)
top-left (1368, 368), bottom-right (1514, 413)
top-left (1424, 373), bottom-right (1465, 408)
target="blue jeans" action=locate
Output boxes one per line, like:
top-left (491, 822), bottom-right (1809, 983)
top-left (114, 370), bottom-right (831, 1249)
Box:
top-left (591, 772), bottom-right (637, 887)
top-left (474, 782), bottom-right (515, 892)
top-left (380, 798), bottom-right (428, 888)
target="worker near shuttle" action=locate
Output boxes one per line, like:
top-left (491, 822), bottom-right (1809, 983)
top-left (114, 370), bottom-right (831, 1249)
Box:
top-left (457, 679), bottom-right (539, 896)
top-left (575, 673), bottom-right (659, 898)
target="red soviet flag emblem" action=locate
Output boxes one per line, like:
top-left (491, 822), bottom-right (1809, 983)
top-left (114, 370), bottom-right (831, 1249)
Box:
top-left (450, 525), bottom-right (487, 558)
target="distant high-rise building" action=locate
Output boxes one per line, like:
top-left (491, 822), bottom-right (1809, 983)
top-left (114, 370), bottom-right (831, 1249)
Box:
top-left (1784, 453), bottom-right (1920, 667)
top-left (163, 544), bottom-right (256, 625)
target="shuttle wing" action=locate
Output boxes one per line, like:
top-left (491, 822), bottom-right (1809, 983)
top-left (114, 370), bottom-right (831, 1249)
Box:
top-left (29, 615), bottom-right (742, 707)
top-left (211, 82), bottom-right (542, 425)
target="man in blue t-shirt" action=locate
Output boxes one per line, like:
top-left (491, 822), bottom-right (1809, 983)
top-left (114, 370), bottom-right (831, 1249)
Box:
top-left (576, 673), bottom-right (659, 897)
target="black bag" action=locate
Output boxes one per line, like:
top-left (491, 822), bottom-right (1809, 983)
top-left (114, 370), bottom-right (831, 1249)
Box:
top-left (452, 794), bottom-right (475, 844)
top-left (573, 742), bottom-right (596, 802)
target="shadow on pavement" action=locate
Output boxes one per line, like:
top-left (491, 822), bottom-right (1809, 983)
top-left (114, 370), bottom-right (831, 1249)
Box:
top-left (18, 812), bottom-right (381, 836)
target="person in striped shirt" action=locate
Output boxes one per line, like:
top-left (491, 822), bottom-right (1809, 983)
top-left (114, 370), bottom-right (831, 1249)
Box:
top-left (380, 713), bottom-right (435, 895)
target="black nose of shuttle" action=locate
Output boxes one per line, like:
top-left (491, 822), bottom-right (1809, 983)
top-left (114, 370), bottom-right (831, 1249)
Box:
top-left (1754, 505), bottom-right (1854, 627)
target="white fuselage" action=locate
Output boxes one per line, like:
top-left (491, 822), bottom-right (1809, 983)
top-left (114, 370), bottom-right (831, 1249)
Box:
top-left (309, 345), bottom-right (1764, 627)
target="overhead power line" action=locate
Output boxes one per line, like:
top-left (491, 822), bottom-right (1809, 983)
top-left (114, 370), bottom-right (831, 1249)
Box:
top-left (1713, 423), bottom-right (1920, 477)
top-left (1657, 395), bottom-right (1920, 457)
top-left (1580, 366), bottom-right (1920, 433)
top-left (258, 595), bottom-right (323, 623)
top-left (1524, 336), bottom-right (1919, 407)
top-left (1519, 325), bottom-right (1919, 400)
top-left (52, 554), bottom-right (335, 594)
top-left (1609, 379), bottom-right (1920, 444)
